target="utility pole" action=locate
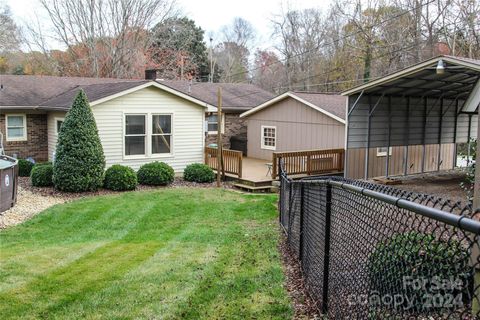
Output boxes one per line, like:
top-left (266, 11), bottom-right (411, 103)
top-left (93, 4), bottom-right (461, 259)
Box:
top-left (216, 86), bottom-right (225, 187)
top-left (209, 37), bottom-right (214, 83)
top-left (180, 55), bottom-right (184, 81)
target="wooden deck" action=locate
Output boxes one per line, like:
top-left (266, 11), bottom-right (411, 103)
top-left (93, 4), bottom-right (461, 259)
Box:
top-left (240, 157), bottom-right (274, 183)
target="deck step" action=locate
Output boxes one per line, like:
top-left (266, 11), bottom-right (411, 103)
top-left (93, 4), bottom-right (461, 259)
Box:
top-left (233, 183), bottom-right (273, 193)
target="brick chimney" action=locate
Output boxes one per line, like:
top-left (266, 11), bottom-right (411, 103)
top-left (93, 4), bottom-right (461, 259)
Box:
top-left (145, 69), bottom-right (157, 80)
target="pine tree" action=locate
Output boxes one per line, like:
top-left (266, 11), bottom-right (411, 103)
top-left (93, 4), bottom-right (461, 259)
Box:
top-left (53, 90), bottom-right (105, 192)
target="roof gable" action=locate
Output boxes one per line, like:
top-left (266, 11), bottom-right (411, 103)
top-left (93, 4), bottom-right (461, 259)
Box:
top-left (240, 92), bottom-right (346, 124)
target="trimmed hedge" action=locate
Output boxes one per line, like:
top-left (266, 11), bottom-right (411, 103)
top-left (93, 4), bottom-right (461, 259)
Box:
top-left (31, 163), bottom-right (54, 187)
top-left (18, 159), bottom-right (35, 177)
top-left (183, 163), bottom-right (215, 183)
top-left (104, 165), bottom-right (137, 191)
top-left (367, 232), bottom-right (473, 312)
top-left (137, 162), bottom-right (174, 186)
top-left (53, 90), bottom-right (105, 192)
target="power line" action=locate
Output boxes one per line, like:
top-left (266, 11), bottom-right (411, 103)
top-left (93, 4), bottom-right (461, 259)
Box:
top-left (224, 0), bottom-right (436, 81)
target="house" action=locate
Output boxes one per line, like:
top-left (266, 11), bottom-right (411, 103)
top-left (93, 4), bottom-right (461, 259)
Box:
top-left (342, 55), bottom-right (480, 180)
top-left (150, 79), bottom-right (275, 149)
top-left (0, 74), bottom-right (275, 172)
top-left (0, 75), bottom-right (212, 172)
top-left (240, 91), bottom-right (346, 160)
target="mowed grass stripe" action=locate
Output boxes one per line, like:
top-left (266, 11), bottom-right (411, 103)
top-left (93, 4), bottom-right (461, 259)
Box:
top-left (0, 189), bottom-right (292, 319)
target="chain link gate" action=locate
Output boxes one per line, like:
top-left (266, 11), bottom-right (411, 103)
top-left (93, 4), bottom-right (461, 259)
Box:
top-left (278, 160), bottom-right (480, 319)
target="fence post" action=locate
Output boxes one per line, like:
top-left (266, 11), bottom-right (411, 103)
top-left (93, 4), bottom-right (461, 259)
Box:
top-left (299, 183), bottom-right (305, 263)
top-left (322, 182), bottom-right (333, 314)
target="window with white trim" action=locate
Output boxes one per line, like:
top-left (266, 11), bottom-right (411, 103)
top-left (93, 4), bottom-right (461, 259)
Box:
top-left (6, 114), bottom-right (27, 141)
top-left (261, 125), bottom-right (276, 150)
top-left (152, 114), bottom-right (172, 154)
top-left (376, 147), bottom-right (392, 157)
top-left (206, 113), bottom-right (225, 134)
top-left (125, 114), bottom-right (146, 156)
top-left (55, 118), bottom-right (65, 135)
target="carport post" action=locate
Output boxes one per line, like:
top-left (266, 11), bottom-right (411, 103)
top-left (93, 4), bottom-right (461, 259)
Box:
top-left (453, 100), bottom-right (459, 168)
top-left (385, 96), bottom-right (391, 177)
top-left (473, 109), bottom-right (480, 315)
top-left (404, 96), bottom-right (410, 175)
top-left (422, 97), bottom-right (427, 173)
top-left (437, 98), bottom-right (443, 171)
top-left (364, 93), bottom-right (384, 180)
top-left (467, 114), bottom-right (472, 166)
top-left (364, 96), bottom-right (372, 180)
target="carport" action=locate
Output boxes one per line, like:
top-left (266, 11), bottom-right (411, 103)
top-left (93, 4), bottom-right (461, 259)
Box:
top-left (342, 55), bottom-right (480, 182)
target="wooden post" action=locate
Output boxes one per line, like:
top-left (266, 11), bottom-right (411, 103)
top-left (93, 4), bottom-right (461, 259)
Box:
top-left (216, 87), bottom-right (224, 187)
top-left (238, 153), bottom-right (243, 178)
top-left (272, 154), bottom-right (277, 179)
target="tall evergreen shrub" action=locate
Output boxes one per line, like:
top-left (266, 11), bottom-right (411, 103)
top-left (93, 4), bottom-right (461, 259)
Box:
top-left (53, 90), bottom-right (105, 192)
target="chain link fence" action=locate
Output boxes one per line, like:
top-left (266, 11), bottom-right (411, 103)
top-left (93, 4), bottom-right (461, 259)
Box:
top-left (279, 161), bottom-right (480, 319)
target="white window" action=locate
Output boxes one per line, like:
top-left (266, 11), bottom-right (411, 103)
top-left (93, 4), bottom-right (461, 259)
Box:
top-left (152, 114), bottom-right (172, 154)
top-left (261, 125), bottom-right (276, 150)
top-left (124, 113), bottom-right (173, 157)
top-left (125, 114), bottom-right (146, 156)
top-left (206, 113), bottom-right (225, 134)
top-left (5, 114), bottom-right (27, 141)
top-left (55, 117), bottom-right (65, 135)
top-left (377, 147), bottom-right (392, 157)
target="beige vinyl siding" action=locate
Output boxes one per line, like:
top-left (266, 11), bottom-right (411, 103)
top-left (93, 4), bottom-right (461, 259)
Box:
top-left (245, 97), bottom-right (345, 160)
top-left (345, 143), bottom-right (455, 179)
top-left (47, 86), bottom-right (205, 172)
top-left (92, 86), bottom-right (204, 172)
top-left (47, 111), bottom-right (67, 161)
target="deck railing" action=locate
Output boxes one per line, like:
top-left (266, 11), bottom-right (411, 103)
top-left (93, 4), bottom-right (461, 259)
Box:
top-left (204, 147), bottom-right (243, 178)
top-left (272, 148), bottom-right (344, 179)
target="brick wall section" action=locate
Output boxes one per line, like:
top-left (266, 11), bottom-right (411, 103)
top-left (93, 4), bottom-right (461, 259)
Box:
top-left (0, 114), bottom-right (48, 161)
top-left (205, 112), bottom-right (247, 149)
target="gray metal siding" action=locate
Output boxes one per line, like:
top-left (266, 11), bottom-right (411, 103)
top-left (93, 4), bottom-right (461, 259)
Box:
top-left (245, 97), bottom-right (345, 160)
top-left (347, 94), bottom-right (477, 149)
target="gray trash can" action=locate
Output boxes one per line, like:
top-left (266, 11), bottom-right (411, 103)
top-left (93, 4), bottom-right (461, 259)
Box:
top-left (0, 155), bottom-right (18, 213)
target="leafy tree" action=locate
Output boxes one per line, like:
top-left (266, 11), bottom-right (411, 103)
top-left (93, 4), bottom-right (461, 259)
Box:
top-left (151, 17), bottom-right (210, 81)
top-left (53, 90), bottom-right (105, 192)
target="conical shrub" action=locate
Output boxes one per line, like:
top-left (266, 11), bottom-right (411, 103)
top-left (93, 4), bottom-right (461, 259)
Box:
top-left (53, 90), bottom-right (105, 192)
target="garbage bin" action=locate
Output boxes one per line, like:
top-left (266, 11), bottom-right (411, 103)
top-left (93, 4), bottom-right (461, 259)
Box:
top-left (0, 155), bottom-right (18, 213)
top-left (230, 136), bottom-right (247, 156)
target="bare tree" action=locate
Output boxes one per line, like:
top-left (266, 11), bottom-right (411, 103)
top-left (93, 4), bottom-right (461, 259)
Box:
top-left (33, 0), bottom-right (178, 78)
top-left (214, 17), bottom-right (256, 82)
top-left (0, 2), bottom-right (21, 54)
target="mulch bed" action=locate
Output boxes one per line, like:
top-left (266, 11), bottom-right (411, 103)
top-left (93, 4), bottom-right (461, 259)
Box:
top-left (278, 231), bottom-right (323, 319)
top-left (18, 177), bottom-right (233, 200)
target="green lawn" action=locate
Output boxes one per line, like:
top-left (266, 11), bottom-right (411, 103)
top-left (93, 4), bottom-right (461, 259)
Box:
top-left (0, 188), bottom-right (292, 319)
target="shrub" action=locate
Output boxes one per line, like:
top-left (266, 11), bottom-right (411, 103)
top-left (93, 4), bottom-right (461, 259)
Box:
top-left (30, 164), bottom-right (53, 187)
top-left (18, 159), bottom-right (35, 177)
top-left (367, 232), bottom-right (473, 313)
top-left (104, 165), bottom-right (137, 191)
top-left (183, 163), bottom-right (215, 183)
top-left (53, 90), bottom-right (105, 192)
top-left (137, 162), bottom-right (174, 186)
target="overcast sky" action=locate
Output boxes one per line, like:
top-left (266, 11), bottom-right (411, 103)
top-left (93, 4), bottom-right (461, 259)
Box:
top-left (6, 0), bottom-right (332, 51)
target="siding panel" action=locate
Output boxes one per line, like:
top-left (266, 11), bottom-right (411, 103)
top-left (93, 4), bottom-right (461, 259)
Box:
top-left (245, 97), bottom-right (345, 160)
top-left (48, 87), bottom-right (204, 172)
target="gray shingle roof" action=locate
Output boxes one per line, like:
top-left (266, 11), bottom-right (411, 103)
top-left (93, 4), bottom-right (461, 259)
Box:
top-left (158, 80), bottom-right (275, 111)
top-left (0, 75), bottom-right (274, 112)
top-left (292, 92), bottom-right (346, 120)
top-left (39, 81), bottom-right (149, 108)
top-left (0, 75), bottom-right (140, 107)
